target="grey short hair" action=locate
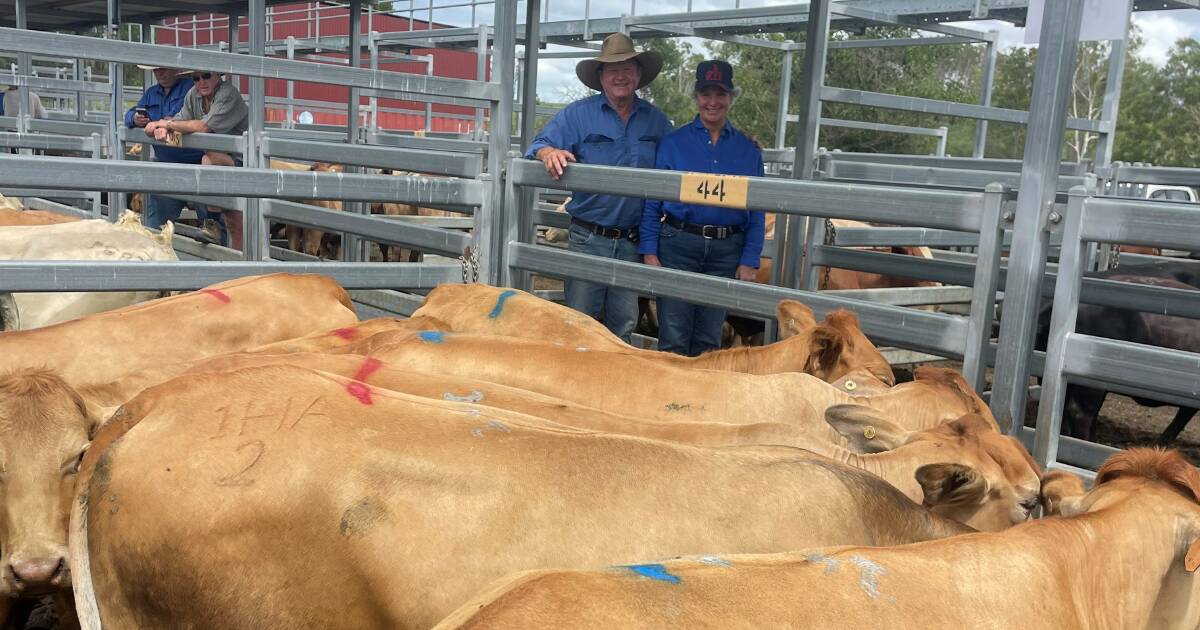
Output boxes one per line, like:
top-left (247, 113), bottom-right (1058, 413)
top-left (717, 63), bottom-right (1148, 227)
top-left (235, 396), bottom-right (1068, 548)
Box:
top-left (693, 85), bottom-right (742, 104)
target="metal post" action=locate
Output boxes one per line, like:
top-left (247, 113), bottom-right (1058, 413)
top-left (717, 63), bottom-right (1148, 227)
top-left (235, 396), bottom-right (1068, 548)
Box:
top-left (990, 0), bottom-right (1086, 436)
top-left (505, 0), bottom-right (541, 290)
top-left (475, 25), bottom-right (488, 140)
top-left (774, 45), bottom-right (793, 150)
top-left (107, 0), bottom-right (125, 220)
top-left (962, 183), bottom-right (1007, 391)
top-left (286, 36), bottom-right (296, 128)
top-left (244, 0), bottom-right (267, 260)
top-left (519, 0), bottom-right (541, 148)
top-left (73, 58), bottom-right (85, 121)
top-left (480, 0), bottom-right (517, 285)
top-left (936, 126), bottom-right (948, 157)
top-left (973, 32), bottom-right (998, 158)
top-left (368, 31), bottom-right (379, 134)
top-left (343, 0), bottom-right (366, 263)
top-left (424, 54), bottom-right (433, 132)
top-left (1094, 1), bottom-right (1135, 169)
top-left (783, 0), bottom-right (831, 290)
top-left (227, 11), bottom-right (238, 53)
top-left (15, 0), bottom-right (30, 136)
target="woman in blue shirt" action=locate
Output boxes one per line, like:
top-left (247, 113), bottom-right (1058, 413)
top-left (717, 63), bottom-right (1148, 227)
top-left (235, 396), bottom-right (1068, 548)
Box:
top-left (640, 60), bottom-right (765, 356)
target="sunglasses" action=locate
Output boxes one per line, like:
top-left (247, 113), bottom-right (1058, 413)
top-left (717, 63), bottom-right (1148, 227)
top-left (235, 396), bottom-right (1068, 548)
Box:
top-left (194, 72), bottom-right (217, 80)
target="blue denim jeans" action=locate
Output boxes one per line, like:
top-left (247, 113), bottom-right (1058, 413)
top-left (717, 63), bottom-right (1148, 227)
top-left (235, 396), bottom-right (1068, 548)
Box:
top-left (655, 223), bottom-right (745, 356)
top-left (143, 195), bottom-right (226, 241)
top-left (565, 222), bottom-right (640, 343)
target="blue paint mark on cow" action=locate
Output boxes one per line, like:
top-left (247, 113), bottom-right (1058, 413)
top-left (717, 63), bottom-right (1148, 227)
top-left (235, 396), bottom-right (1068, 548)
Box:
top-left (488, 290), bottom-right (518, 319)
top-left (624, 564), bottom-right (681, 584)
top-left (418, 330), bottom-right (446, 344)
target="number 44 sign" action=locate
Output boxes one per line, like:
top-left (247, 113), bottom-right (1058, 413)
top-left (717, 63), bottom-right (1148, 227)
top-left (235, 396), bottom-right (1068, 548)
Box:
top-left (678, 172), bottom-right (750, 209)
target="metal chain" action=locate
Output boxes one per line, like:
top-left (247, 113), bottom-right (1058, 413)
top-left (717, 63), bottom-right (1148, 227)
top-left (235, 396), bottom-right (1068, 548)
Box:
top-left (459, 246), bottom-right (480, 284)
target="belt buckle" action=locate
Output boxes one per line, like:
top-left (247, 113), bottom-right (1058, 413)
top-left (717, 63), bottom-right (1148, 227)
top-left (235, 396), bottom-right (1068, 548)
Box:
top-left (702, 225), bottom-right (721, 239)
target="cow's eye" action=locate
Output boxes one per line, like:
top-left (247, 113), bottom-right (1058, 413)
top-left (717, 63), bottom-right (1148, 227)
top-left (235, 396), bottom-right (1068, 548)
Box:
top-left (1020, 497), bottom-right (1039, 513)
top-left (63, 445), bottom-right (88, 475)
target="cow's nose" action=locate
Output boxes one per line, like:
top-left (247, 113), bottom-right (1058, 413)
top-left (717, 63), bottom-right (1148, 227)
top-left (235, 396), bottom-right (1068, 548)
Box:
top-left (8, 557), bottom-right (66, 590)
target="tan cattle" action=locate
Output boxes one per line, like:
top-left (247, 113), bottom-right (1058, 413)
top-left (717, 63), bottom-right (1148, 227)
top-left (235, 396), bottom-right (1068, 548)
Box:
top-left (284, 162), bottom-right (345, 259)
top-left (369, 169), bottom-right (461, 263)
top-left (342, 330), bottom-right (985, 433)
top-left (0, 207), bottom-right (79, 227)
top-left (0, 212), bottom-right (178, 330)
top-left (0, 273), bottom-right (357, 396)
top-left (244, 315), bottom-right (450, 355)
top-left (413, 284), bottom-right (895, 385)
top-left (0, 370), bottom-right (93, 629)
top-left (72, 364), bottom-right (970, 630)
top-left (436, 449), bottom-right (1200, 630)
top-left (1039, 469), bottom-right (1089, 516)
top-left (78, 351), bottom-right (1035, 531)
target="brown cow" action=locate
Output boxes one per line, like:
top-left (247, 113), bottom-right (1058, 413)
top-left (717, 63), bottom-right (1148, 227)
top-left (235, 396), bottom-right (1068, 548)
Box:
top-left (0, 207), bottom-right (79, 227)
top-left (414, 284), bottom-right (894, 385)
top-left (284, 162), bottom-right (345, 259)
top-left (434, 449), bottom-right (1200, 630)
top-left (72, 364), bottom-right (971, 630)
top-left (1039, 469), bottom-right (1089, 516)
top-left (0, 273), bottom-right (357, 400)
top-left (0, 370), bottom-right (93, 629)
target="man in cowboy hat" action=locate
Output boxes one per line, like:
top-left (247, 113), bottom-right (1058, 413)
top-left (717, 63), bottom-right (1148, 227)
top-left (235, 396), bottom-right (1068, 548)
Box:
top-left (126, 65), bottom-right (208, 231)
top-left (525, 33), bottom-right (674, 342)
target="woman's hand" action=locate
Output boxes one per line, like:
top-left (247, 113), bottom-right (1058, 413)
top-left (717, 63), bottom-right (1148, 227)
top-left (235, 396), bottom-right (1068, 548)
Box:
top-left (736, 264), bottom-right (757, 282)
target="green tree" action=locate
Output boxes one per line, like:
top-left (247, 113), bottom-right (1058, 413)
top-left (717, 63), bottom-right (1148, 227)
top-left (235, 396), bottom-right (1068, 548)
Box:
top-left (638, 37), bottom-right (704, 128)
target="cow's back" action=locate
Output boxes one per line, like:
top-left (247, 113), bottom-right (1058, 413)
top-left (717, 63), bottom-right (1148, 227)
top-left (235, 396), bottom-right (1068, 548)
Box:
top-left (79, 365), bottom-right (965, 630)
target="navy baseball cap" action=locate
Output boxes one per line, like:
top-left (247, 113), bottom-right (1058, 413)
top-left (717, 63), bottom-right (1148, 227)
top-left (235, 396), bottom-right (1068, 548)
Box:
top-left (694, 60), bottom-right (735, 92)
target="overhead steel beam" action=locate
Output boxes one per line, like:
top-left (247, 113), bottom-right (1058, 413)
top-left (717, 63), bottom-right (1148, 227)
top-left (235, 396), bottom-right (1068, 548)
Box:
top-left (822, 86), bottom-right (1109, 132)
top-left (0, 27), bottom-right (499, 104)
top-left (260, 136), bottom-right (482, 178)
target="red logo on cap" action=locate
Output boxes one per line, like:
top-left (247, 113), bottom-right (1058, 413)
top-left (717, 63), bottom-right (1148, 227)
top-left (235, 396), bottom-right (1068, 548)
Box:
top-left (705, 67), bottom-right (724, 82)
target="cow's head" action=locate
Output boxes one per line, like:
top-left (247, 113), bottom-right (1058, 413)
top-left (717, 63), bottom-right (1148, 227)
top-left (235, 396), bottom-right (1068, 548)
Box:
top-left (778, 303), bottom-right (893, 387)
top-left (826, 405), bottom-right (1041, 531)
top-left (0, 369), bottom-right (94, 596)
top-left (1038, 470), bottom-right (1088, 516)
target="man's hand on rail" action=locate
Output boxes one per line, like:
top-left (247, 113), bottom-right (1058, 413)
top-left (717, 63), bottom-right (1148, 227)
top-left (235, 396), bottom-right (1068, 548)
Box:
top-left (536, 147), bottom-right (576, 180)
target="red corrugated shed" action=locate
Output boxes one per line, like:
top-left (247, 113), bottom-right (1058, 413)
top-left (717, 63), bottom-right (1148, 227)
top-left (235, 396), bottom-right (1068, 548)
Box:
top-left (156, 2), bottom-right (488, 132)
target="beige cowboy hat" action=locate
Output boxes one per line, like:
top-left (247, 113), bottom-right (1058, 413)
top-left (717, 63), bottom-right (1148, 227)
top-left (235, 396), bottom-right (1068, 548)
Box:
top-left (575, 33), bottom-right (664, 92)
top-left (136, 64), bottom-right (191, 75)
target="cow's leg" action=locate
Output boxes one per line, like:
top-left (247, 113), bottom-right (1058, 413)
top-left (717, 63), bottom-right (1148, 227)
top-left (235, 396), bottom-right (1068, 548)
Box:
top-left (1158, 407), bottom-right (1198, 445)
top-left (286, 225), bottom-right (304, 254)
top-left (1063, 385), bottom-right (1107, 441)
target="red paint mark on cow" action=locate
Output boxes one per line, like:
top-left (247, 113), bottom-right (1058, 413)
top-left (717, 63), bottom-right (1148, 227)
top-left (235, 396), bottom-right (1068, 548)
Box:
top-left (346, 382), bottom-right (373, 406)
top-left (345, 357), bottom-right (384, 405)
top-left (200, 289), bottom-right (231, 304)
top-left (331, 327), bottom-right (359, 340)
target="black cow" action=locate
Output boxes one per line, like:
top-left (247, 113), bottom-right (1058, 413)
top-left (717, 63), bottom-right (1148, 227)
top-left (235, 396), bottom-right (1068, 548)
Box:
top-left (1036, 259), bottom-right (1200, 443)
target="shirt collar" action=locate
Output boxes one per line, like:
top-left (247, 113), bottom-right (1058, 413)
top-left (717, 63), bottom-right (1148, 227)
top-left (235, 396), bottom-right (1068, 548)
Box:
top-left (599, 93), bottom-right (645, 114)
top-left (690, 115), bottom-right (733, 138)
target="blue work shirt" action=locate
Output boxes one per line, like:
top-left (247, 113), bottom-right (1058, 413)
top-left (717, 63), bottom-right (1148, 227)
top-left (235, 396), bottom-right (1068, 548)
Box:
top-left (124, 78), bottom-right (204, 164)
top-left (640, 116), bottom-right (766, 268)
top-left (526, 93), bottom-right (673, 229)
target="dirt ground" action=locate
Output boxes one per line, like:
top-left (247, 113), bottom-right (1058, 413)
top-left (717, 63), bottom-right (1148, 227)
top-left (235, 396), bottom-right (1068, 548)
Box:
top-left (1091, 395), bottom-right (1200, 464)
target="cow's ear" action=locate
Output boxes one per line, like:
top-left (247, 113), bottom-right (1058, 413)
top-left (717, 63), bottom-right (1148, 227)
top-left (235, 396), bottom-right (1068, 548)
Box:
top-left (916, 463), bottom-right (988, 507)
top-left (825, 404), bottom-right (910, 453)
top-left (1186, 539), bottom-right (1200, 572)
top-left (804, 325), bottom-right (846, 376)
top-left (775, 300), bottom-right (816, 339)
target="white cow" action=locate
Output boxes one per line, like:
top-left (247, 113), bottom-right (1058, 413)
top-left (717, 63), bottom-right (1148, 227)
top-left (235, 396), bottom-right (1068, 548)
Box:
top-left (0, 211), bottom-right (178, 330)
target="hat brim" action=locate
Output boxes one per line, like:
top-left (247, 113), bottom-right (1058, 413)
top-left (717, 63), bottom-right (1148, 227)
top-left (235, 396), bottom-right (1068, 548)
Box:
top-left (575, 50), bottom-right (664, 92)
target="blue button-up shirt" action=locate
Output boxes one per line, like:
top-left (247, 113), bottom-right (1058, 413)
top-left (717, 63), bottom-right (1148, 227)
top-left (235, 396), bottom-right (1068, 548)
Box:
top-left (640, 116), bottom-right (766, 268)
top-left (526, 93), bottom-right (674, 229)
top-left (125, 79), bottom-right (204, 164)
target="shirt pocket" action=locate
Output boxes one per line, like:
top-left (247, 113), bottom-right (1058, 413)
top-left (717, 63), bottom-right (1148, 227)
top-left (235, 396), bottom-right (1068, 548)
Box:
top-left (579, 134), bottom-right (618, 166)
top-left (634, 135), bottom-right (660, 168)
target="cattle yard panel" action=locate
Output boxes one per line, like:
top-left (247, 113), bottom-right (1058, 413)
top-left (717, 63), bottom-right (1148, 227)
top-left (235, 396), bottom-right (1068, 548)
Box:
top-left (505, 157), bottom-right (1007, 389)
top-left (1036, 188), bottom-right (1200, 472)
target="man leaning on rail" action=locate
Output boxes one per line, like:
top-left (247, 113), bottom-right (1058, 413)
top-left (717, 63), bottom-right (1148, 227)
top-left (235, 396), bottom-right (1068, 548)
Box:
top-left (125, 64), bottom-right (217, 232)
top-left (525, 33), bottom-right (674, 343)
top-left (640, 60), bottom-right (765, 356)
top-left (145, 68), bottom-right (249, 249)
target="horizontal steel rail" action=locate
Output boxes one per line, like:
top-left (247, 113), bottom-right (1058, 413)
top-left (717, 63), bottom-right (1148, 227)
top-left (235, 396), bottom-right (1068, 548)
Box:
top-left (0, 261), bottom-right (461, 291)
top-left (825, 151), bottom-right (1091, 176)
top-left (0, 155), bottom-right (485, 206)
top-left (0, 27), bottom-right (499, 105)
top-left (0, 131), bottom-right (97, 152)
top-left (366, 131), bottom-right (488, 154)
top-left (0, 73), bottom-right (111, 95)
top-left (509, 242), bottom-right (969, 358)
top-left (0, 188), bottom-right (93, 199)
top-left (26, 118), bottom-right (106, 136)
top-left (1062, 334), bottom-right (1200, 406)
top-left (1082, 197), bottom-right (1200, 251)
top-left (818, 117), bottom-right (946, 137)
top-left (824, 159), bottom-right (1090, 192)
top-left (510, 159), bottom-right (986, 232)
top-left (161, 194), bottom-right (246, 212)
top-left (825, 285), bottom-right (974, 305)
top-left (1109, 164), bottom-right (1200, 187)
top-left (822, 86), bottom-right (1108, 133)
top-left (260, 136), bottom-right (483, 178)
top-left (120, 127), bottom-right (243, 155)
top-left (262, 199), bottom-right (470, 257)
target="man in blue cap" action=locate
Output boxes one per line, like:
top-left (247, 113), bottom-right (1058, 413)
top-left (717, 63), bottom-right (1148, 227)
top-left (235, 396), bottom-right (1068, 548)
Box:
top-left (525, 33), bottom-right (674, 343)
top-left (640, 59), bottom-right (765, 356)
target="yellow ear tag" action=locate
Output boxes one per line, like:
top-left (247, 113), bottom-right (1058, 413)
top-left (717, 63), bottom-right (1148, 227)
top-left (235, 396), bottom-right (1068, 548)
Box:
top-left (1186, 540), bottom-right (1200, 572)
top-left (844, 380), bottom-right (857, 391)
top-left (863, 426), bottom-right (876, 440)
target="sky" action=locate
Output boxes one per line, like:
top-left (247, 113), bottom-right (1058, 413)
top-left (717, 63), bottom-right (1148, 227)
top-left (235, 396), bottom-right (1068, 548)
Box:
top-left (412, 0), bottom-right (1200, 102)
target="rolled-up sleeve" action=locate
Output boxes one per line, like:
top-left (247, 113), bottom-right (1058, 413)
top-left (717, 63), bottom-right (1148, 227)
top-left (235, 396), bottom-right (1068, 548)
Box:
top-left (638, 140), bottom-right (677, 256)
top-left (739, 154), bottom-right (767, 267)
top-left (525, 108), bottom-right (574, 159)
